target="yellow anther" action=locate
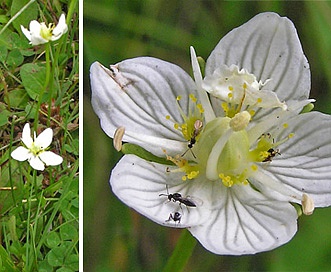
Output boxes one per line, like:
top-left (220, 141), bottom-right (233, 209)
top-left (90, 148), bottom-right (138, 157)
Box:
top-left (176, 96), bottom-right (182, 101)
top-left (228, 86), bottom-right (233, 91)
top-left (251, 164), bottom-right (258, 171)
top-left (243, 82), bottom-right (247, 89)
top-left (189, 94), bottom-right (197, 102)
top-left (302, 193), bottom-right (314, 215)
top-left (166, 115), bottom-right (171, 120)
top-left (283, 123), bottom-right (288, 128)
top-left (288, 133), bottom-right (294, 138)
top-left (257, 98), bottom-right (262, 103)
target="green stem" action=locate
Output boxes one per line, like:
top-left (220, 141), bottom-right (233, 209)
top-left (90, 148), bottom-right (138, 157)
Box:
top-left (162, 229), bottom-right (197, 272)
top-left (34, 42), bottom-right (51, 130)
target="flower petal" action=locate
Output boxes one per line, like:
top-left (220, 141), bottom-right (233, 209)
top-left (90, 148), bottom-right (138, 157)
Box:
top-left (110, 154), bottom-right (211, 227)
top-left (11, 146), bottom-right (31, 161)
top-left (29, 156), bottom-right (45, 171)
top-left (189, 184), bottom-right (297, 255)
top-left (264, 111), bottom-right (331, 207)
top-left (205, 12), bottom-right (310, 103)
top-left (20, 25), bottom-right (31, 41)
top-left (39, 151), bottom-right (63, 166)
top-left (22, 123), bottom-right (33, 148)
top-left (51, 14), bottom-right (68, 40)
top-left (28, 20), bottom-right (48, 45)
top-left (34, 128), bottom-right (53, 149)
top-left (90, 58), bottom-right (197, 156)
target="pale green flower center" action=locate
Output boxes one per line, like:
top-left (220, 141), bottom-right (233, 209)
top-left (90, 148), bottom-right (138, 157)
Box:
top-left (40, 22), bottom-right (55, 41)
top-left (29, 142), bottom-right (44, 156)
top-left (165, 65), bottom-right (292, 187)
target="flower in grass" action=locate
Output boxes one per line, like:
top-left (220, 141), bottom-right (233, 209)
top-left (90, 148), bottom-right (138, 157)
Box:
top-left (11, 123), bottom-right (63, 171)
top-left (90, 12), bottom-right (331, 255)
top-left (21, 14), bottom-right (68, 46)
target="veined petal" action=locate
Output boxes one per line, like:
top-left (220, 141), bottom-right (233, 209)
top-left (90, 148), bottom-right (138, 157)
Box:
top-left (35, 128), bottom-right (53, 149)
top-left (91, 58), bottom-right (197, 156)
top-left (264, 112), bottom-right (331, 207)
top-left (29, 156), bottom-right (45, 171)
top-left (11, 146), bottom-right (31, 161)
top-left (110, 154), bottom-right (211, 227)
top-left (189, 184), bottom-right (297, 255)
top-left (39, 151), bottom-right (63, 166)
top-left (22, 123), bottom-right (33, 148)
top-left (205, 12), bottom-right (310, 103)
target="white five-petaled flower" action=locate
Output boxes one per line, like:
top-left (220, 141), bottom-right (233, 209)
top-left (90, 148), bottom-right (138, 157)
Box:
top-left (90, 12), bottom-right (331, 255)
top-left (11, 123), bottom-right (63, 171)
top-left (21, 14), bottom-right (68, 45)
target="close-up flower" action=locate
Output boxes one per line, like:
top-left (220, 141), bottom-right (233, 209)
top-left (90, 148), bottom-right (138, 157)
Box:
top-left (21, 14), bottom-right (68, 45)
top-left (11, 123), bottom-right (63, 171)
top-left (90, 12), bottom-right (331, 255)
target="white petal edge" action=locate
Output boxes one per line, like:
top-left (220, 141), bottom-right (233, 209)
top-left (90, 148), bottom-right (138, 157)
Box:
top-left (11, 146), bottom-right (31, 161)
top-left (39, 151), bottom-right (63, 166)
top-left (20, 25), bottom-right (31, 41)
top-left (205, 12), bottom-right (310, 103)
top-left (22, 123), bottom-right (33, 148)
top-left (29, 156), bottom-right (45, 171)
top-left (90, 58), bottom-right (197, 156)
top-left (52, 14), bottom-right (68, 40)
top-left (263, 111), bottom-right (331, 207)
top-left (110, 154), bottom-right (212, 228)
top-left (35, 128), bottom-right (53, 149)
top-left (189, 184), bottom-right (298, 255)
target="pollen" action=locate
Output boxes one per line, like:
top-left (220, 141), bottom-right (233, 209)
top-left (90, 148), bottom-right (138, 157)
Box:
top-left (219, 173), bottom-right (234, 187)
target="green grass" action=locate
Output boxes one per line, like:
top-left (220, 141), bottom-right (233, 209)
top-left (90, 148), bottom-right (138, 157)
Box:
top-left (84, 1), bottom-right (331, 272)
top-left (0, 0), bottom-right (78, 271)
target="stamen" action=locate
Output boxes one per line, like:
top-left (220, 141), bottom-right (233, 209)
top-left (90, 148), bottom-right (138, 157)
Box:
top-left (302, 193), bottom-right (314, 215)
top-left (113, 126), bottom-right (125, 151)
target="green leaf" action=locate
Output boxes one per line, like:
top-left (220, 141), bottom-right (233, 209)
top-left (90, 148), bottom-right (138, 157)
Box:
top-left (0, 245), bottom-right (20, 272)
top-left (46, 246), bottom-right (66, 267)
top-left (10, 0), bottom-right (38, 33)
top-left (60, 224), bottom-right (78, 241)
top-left (63, 254), bottom-right (79, 271)
top-left (46, 232), bottom-right (61, 248)
top-left (0, 45), bottom-right (7, 62)
top-left (4, 88), bottom-right (29, 109)
top-left (20, 63), bottom-right (47, 100)
top-left (0, 109), bottom-right (10, 127)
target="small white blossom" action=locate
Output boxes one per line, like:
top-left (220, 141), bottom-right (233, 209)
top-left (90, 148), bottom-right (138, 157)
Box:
top-left (21, 14), bottom-right (68, 45)
top-left (90, 12), bottom-right (331, 255)
top-left (11, 123), bottom-right (63, 171)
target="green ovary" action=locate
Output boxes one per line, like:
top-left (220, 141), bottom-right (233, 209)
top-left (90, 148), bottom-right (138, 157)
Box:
top-left (194, 117), bottom-right (253, 187)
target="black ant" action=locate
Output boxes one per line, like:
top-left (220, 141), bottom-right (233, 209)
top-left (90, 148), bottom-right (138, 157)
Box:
top-left (159, 186), bottom-right (197, 208)
top-left (166, 211), bottom-right (182, 224)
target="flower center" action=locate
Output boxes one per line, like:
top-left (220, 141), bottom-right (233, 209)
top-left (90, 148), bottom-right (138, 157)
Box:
top-left (30, 142), bottom-right (43, 156)
top-left (40, 22), bottom-right (55, 41)
top-left (165, 65), bottom-right (291, 187)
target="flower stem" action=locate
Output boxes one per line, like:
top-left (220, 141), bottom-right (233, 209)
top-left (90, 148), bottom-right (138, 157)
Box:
top-left (162, 229), bottom-right (197, 272)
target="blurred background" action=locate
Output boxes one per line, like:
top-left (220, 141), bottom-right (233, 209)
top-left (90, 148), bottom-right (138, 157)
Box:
top-left (84, 1), bottom-right (331, 271)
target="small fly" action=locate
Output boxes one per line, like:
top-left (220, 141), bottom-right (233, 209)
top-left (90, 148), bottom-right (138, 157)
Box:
top-left (159, 185), bottom-right (202, 208)
top-left (166, 211), bottom-right (182, 224)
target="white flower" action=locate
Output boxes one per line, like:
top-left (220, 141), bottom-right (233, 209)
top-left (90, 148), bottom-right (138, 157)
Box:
top-left (21, 14), bottom-right (68, 45)
top-left (11, 123), bottom-right (63, 171)
top-left (90, 12), bottom-right (331, 255)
